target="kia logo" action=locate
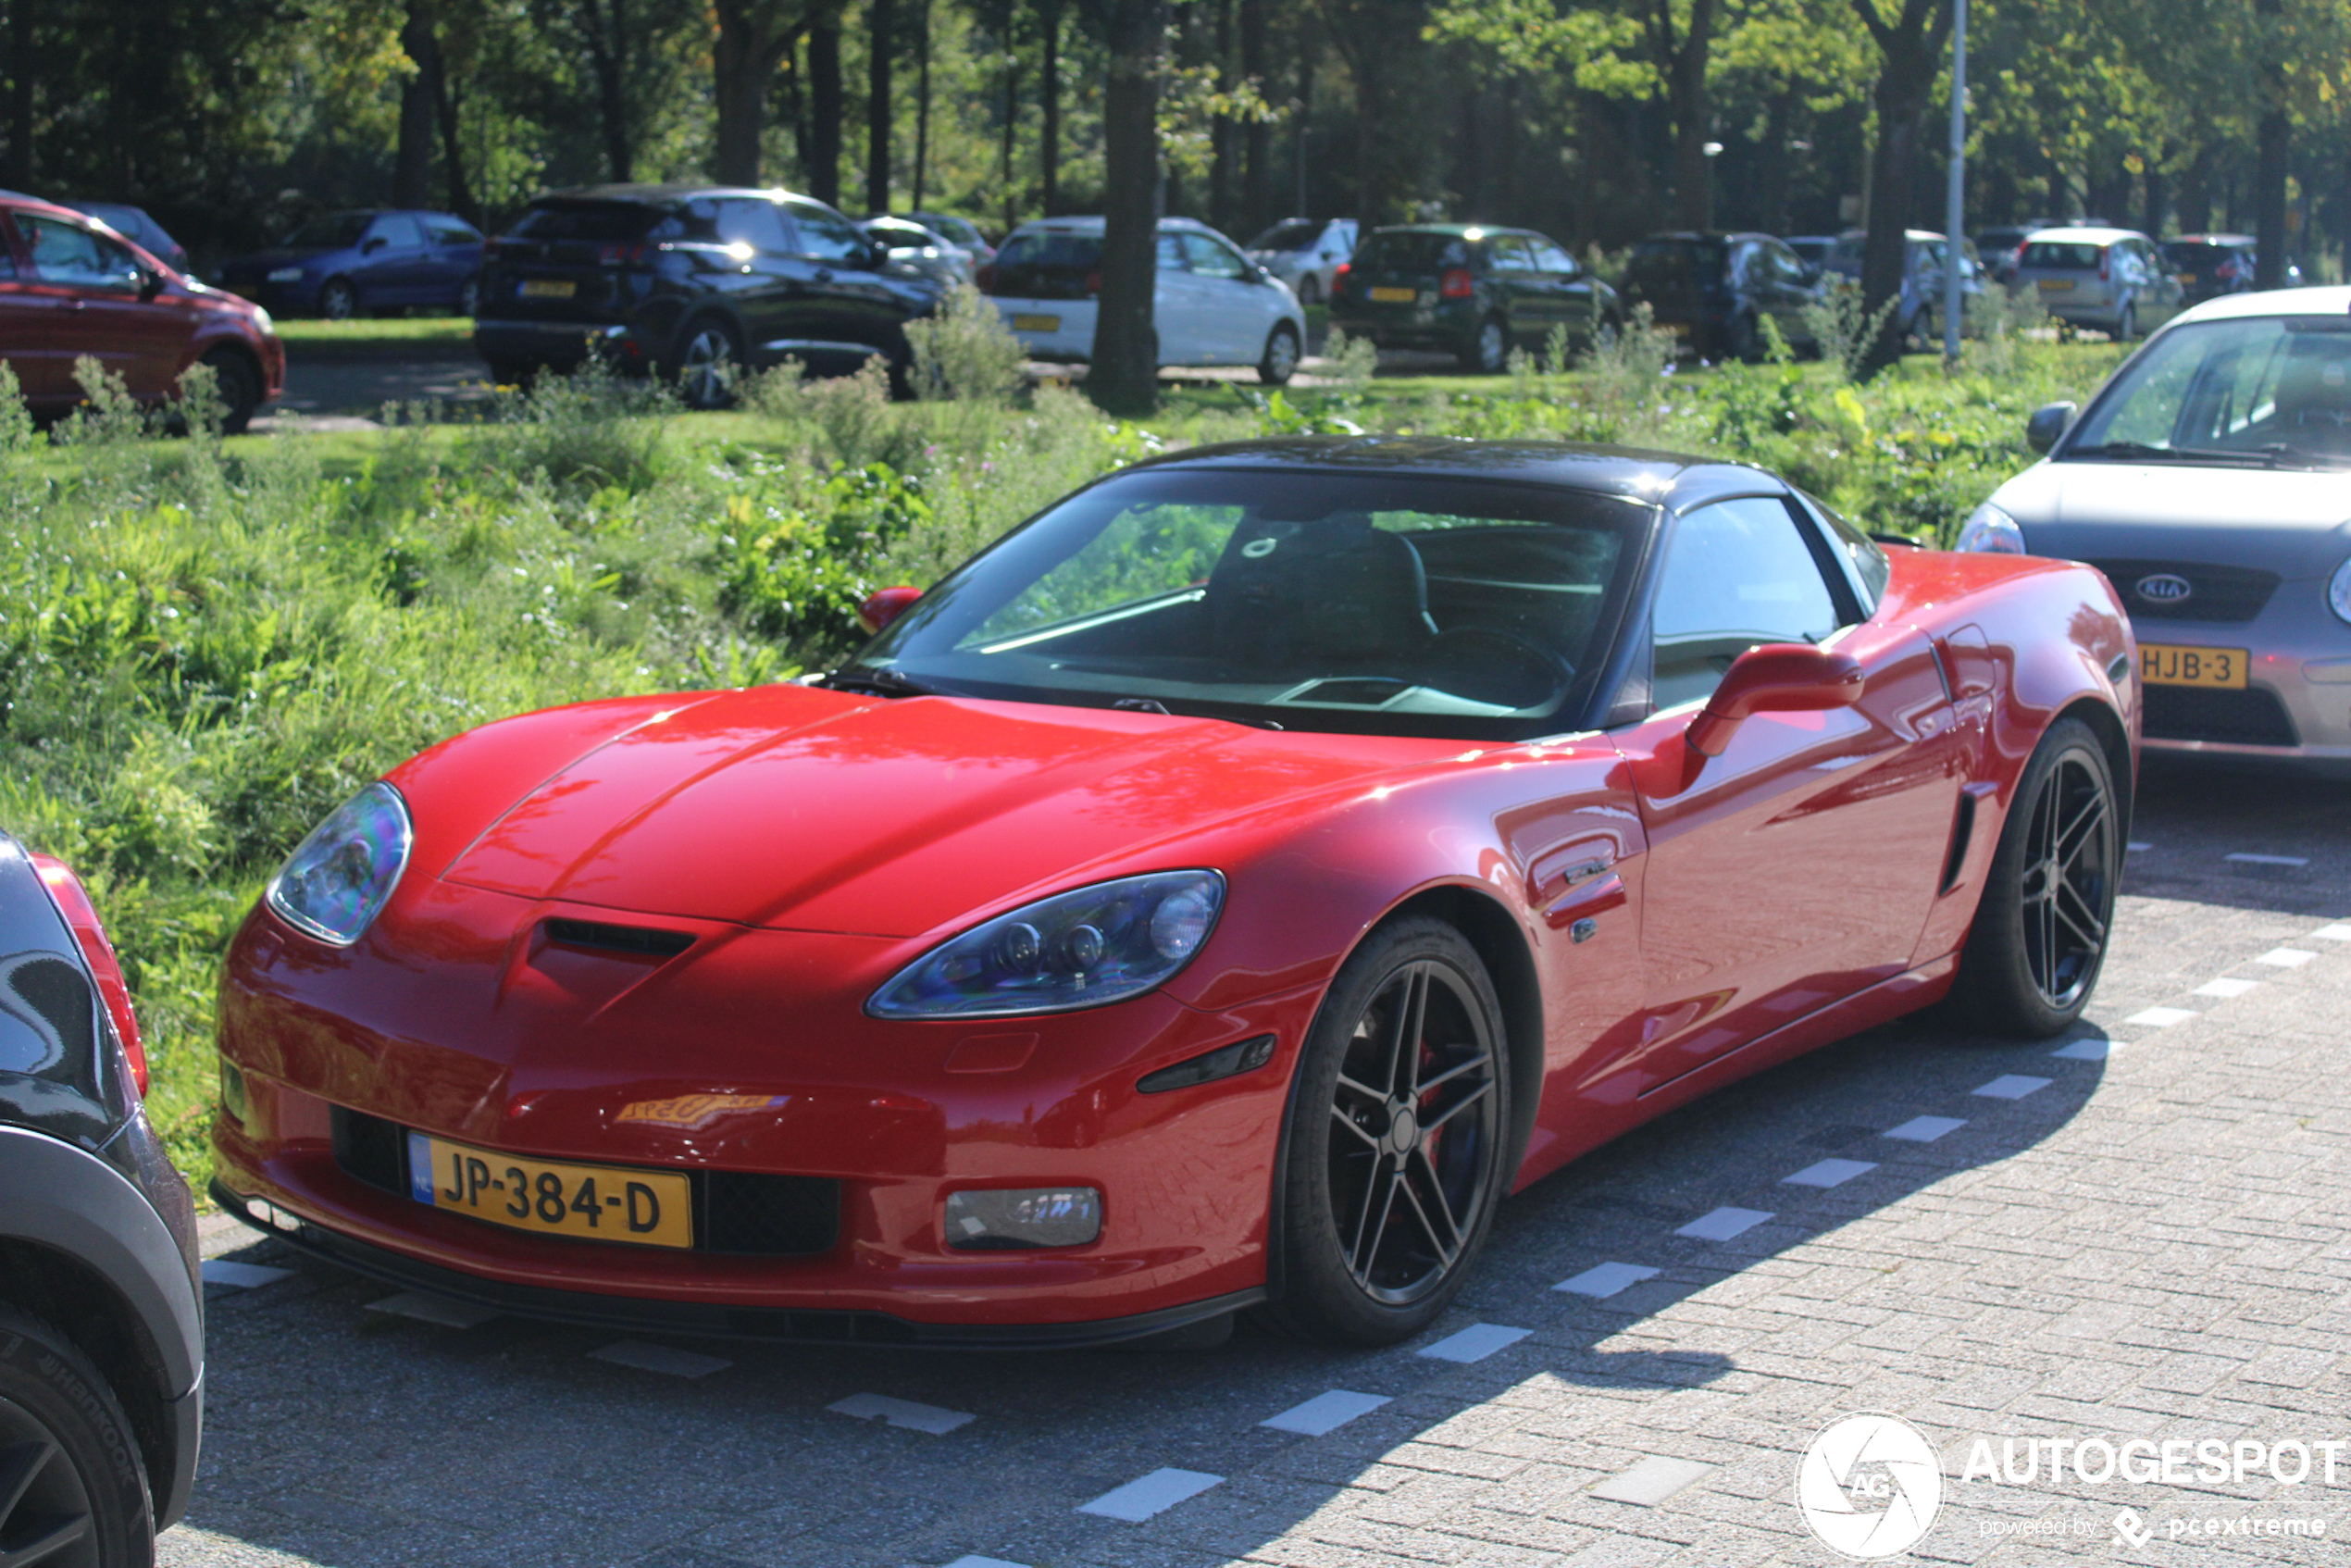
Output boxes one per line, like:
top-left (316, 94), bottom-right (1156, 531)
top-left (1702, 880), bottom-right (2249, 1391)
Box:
top-left (2136, 573), bottom-right (2193, 604)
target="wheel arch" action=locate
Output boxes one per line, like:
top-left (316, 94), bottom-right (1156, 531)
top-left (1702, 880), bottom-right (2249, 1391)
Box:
top-left (2054, 693), bottom-right (2135, 832)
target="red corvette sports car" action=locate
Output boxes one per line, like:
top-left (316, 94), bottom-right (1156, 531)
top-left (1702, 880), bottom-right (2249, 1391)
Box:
top-left (213, 439), bottom-right (2137, 1348)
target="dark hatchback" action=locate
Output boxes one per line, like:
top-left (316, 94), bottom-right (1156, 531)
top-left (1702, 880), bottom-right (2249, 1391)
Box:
top-left (0, 831), bottom-right (204, 1564)
top-left (1621, 231), bottom-right (1825, 361)
top-left (2158, 234), bottom-right (2301, 305)
top-left (474, 183), bottom-right (943, 407)
top-left (1327, 224), bottom-right (1619, 373)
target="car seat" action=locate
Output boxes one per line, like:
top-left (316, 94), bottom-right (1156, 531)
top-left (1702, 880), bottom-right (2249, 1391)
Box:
top-left (1203, 517), bottom-right (1438, 672)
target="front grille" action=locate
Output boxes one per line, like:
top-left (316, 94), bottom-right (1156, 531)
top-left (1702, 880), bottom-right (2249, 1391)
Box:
top-left (2091, 558), bottom-right (2282, 624)
top-left (332, 1105), bottom-right (407, 1195)
top-left (2144, 685), bottom-right (2300, 747)
top-left (330, 1107), bottom-right (838, 1255)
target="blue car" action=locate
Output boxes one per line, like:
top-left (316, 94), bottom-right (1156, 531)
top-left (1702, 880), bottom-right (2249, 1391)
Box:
top-left (219, 208), bottom-right (485, 319)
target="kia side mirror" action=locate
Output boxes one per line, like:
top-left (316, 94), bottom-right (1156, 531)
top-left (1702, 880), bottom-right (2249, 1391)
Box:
top-left (857, 585), bottom-right (923, 635)
top-left (1685, 643), bottom-right (1867, 759)
top-left (2025, 401), bottom-right (2077, 454)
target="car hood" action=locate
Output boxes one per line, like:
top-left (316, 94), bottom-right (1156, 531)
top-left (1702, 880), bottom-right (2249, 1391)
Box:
top-left (1994, 459), bottom-right (2351, 579)
top-left (433, 685), bottom-right (1450, 939)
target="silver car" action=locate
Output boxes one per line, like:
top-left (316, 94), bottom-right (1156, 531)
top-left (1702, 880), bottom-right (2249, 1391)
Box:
top-left (1959, 287), bottom-right (2351, 772)
top-left (2010, 224), bottom-right (2184, 341)
top-left (860, 216), bottom-right (973, 286)
top-left (1244, 217), bottom-right (1357, 305)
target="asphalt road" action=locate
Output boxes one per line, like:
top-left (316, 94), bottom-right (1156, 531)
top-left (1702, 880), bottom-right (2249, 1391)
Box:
top-left (169, 754), bottom-right (2351, 1568)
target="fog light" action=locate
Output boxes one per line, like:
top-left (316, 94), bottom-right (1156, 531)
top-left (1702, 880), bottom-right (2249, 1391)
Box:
top-left (944, 1187), bottom-right (1102, 1251)
top-left (219, 1059), bottom-right (250, 1126)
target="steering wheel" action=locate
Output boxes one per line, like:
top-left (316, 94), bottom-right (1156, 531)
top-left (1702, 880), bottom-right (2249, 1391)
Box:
top-left (1426, 626), bottom-right (1574, 709)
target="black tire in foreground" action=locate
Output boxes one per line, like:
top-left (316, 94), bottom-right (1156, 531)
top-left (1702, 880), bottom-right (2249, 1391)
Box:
top-left (0, 1304), bottom-right (153, 1568)
top-left (200, 348), bottom-right (262, 435)
top-left (1260, 915), bottom-right (1511, 1346)
top-left (1951, 716), bottom-right (2121, 1037)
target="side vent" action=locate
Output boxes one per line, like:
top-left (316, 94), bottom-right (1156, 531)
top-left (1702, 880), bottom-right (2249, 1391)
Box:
top-left (1939, 792), bottom-right (1978, 894)
top-left (543, 919), bottom-right (695, 959)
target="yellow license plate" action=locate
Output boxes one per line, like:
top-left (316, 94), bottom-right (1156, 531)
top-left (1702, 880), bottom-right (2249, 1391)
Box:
top-left (407, 1132), bottom-right (693, 1249)
top-left (1660, 321), bottom-right (1690, 339)
top-left (2139, 642), bottom-right (2249, 689)
top-left (1368, 286), bottom-right (1417, 303)
top-left (2036, 278), bottom-right (2072, 292)
top-left (520, 279), bottom-right (577, 299)
top-left (1012, 313), bottom-right (1060, 331)
top-left (2174, 274), bottom-right (2196, 286)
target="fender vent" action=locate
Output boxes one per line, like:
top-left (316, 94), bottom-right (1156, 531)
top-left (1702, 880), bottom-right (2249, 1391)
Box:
top-left (543, 919), bottom-right (694, 958)
top-left (1939, 792), bottom-right (1977, 893)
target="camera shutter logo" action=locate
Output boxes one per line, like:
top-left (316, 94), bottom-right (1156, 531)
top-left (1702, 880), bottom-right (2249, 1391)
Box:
top-left (2135, 572), bottom-right (2193, 605)
top-left (1796, 1412), bottom-right (1943, 1559)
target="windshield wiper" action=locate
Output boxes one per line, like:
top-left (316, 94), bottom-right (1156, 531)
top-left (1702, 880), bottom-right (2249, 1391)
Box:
top-left (2068, 441), bottom-right (2274, 466)
top-left (824, 666), bottom-right (948, 698)
top-left (2257, 442), bottom-right (2351, 469)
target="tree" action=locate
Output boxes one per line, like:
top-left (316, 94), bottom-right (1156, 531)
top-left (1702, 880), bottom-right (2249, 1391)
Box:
top-left (1851, 0), bottom-right (1951, 376)
top-left (809, 8), bottom-right (845, 201)
top-left (1643, 0), bottom-right (1720, 230)
top-left (1092, 0), bottom-right (1164, 415)
top-left (869, 0), bottom-right (895, 212)
top-left (714, 0), bottom-right (804, 185)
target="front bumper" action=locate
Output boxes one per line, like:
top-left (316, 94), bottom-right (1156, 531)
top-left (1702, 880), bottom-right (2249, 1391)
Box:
top-left (2133, 620), bottom-right (2351, 771)
top-left (1328, 297), bottom-right (1474, 352)
top-left (473, 318), bottom-right (647, 373)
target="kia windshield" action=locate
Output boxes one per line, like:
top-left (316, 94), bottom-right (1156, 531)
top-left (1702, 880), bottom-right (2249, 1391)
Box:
top-left (840, 467), bottom-right (1649, 740)
top-left (2064, 317), bottom-right (2351, 467)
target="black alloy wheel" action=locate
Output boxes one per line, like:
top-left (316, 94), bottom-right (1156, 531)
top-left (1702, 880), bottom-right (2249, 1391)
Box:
top-left (1952, 716), bottom-right (2121, 1037)
top-left (1262, 916), bottom-right (1511, 1345)
top-left (457, 276), bottom-right (481, 318)
top-left (0, 1308), bottom-right (150, 1568)
top-left (1462, 316), bottom-right (1510, 375)
top-left (318, 278), bottom-right (358, 321)
top-left (674, 318), bottom-right (743, 410)
top-left (1297, 274), bottom-right (1323, 305)
top-left (1258, 322), bottom-right (1301, 386)
top-left (2115, 303), bottom-right (2138, 342)
top-left (201, 347), bottom-right (261, 435)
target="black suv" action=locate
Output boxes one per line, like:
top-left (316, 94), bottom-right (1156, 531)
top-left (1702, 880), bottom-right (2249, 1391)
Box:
top-left (474, 183), bottom-right (946, 407)
top-left (1328, 224), bottom-right (1621, 373)
top-left (1621, 231), bottom-right (1826, 361)
top-left (1, 831), bottom-right (203, 1566)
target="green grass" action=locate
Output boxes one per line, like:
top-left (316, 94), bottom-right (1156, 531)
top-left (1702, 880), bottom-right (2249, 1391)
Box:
top-left (272, 316), bottom-right (476, 348)
top-left (0, 328), bottom-right (2124, 1198)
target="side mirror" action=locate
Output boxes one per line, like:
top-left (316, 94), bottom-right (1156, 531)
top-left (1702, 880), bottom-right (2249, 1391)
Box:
top-left (857, 585), bottom-right (923, 635)
top-left (2025, 401), bottom-right (2077, 454)
top-left (1685, 643), bottom-right (1867, 758)
top-left (137, 268), bottom-right (167, 302)
top-left (361, 236), bottom-right (388, 255)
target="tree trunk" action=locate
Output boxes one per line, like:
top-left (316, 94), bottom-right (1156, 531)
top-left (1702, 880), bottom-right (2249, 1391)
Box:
top-left (809, 16), bottom-right (843, 204)
top-left (2141, 156), bottom-right (2168, 242)
top-left (396, 0), bottom-right (439, 208)
top-left (866, 0), bottom-right (892, 214)
top-left (1854, 0), bottom-right (1951, 378)
top-left (714, 0), bottom-right (781, 186)
top-left (1664, 0), bottom-right (1717, 230)
top-left (1759, 88), bottom-right (1795, 235)
top-left (999, 32), bottom-right (1019, 233)
top-left (576, 0), bottom-right (635, 182)
top-left (1092, 0), bottom-right (1164, 416)
top-left (2254, 0), bottom-right (2288, 288)
top-left (1210, 0), bottom-right (1233, 230)
top-left (429, 44), bottom-right (479, 223)
top-left (1040, 0), bottom-right (1063, 214)
top-left (914, 0), bottom-right (931, 208)
top-left (4, 0), bottom-right (29, 188)
top-left (1239, 0), bottom-right (1268, 229)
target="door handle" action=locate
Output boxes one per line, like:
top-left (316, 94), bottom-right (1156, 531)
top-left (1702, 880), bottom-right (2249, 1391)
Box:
top-left (812, 268), bottom-right (834, 283)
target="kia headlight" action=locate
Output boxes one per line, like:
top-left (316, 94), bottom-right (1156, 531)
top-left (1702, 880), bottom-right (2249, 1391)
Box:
top-left (868, 870), bottom-right (1225, 1019)
top-left (2332, 555), bottom-right (2351, 626)
top-left (267, 266), bottom-right (303, 282)
top-left (1957, 501), bottom-right (2026, 554)
top-left (266, 783), bottom-right (413, 946)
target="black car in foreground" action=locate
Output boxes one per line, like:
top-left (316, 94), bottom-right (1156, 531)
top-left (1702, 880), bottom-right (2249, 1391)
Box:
top-left (1327, 224), bottom-right (1619, 373)
top-left (0, 831), bottom-right (203, 1566)
top-left (474, 183), bottom-right (944, 407)
top-left (1621, 231), bottom-right (1825, 362)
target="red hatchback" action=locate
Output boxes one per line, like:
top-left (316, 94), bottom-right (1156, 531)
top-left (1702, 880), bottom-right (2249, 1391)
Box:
top-left (0, 192), bottom-right (282, 431)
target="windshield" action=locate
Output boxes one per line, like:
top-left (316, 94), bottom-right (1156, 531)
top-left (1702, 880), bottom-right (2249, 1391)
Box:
top-left (2021, 241), bottom-right (2104, 270)
top-left (844, 468), bottom-right (1650, 740)
top-left (2065, 317), bottom-right (2351, 465)
top-left (1626, 238), bottom-right (1727, 292)
top-left (1355, 232), bottom-right (1471, 272)
top-left (511, 202), bottom-right (666, 242)
top-left (281, 213), bottom-right (373, 249)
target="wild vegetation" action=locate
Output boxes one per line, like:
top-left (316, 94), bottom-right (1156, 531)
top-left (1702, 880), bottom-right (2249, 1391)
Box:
top-left (0, 295), bottom-right (2119, 1185)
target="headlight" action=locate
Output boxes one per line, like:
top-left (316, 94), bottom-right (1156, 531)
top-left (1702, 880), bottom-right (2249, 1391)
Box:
top-left (250, 305), bottom-right (276, 335)
top-left (868, 870), bottom-right (1225, 1019)
top-left (266, 783), bottom-right (413, 946)
top-left (2332, 555), bottom-right (2351, 626)
top-left (266, 266), bottom-right (304, 282)
top-left (1957, 501), bottom-right (2026, 554)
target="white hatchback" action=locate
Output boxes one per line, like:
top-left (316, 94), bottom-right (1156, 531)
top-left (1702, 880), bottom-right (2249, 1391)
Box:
top-left (982, 216), bottom-right (1306, 384)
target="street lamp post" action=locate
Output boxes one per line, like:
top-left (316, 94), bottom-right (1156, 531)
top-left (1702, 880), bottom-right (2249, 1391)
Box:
top-left (1944, 0), bottom-right (1968, 362)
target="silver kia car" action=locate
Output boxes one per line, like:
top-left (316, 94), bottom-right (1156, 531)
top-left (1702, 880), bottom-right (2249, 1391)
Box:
top-left (1961, 286), bottom-right (2351, 771)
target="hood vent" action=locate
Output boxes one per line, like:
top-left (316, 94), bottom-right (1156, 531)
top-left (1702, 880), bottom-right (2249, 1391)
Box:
top-left (542, 919), bottom-right (694, 959)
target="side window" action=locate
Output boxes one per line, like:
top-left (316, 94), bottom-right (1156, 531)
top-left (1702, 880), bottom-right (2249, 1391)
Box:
top-left (718, 199), bottom-right (791, 255)
top-left (1650, 496), bottom-right (1844, 710)
top-left (1180, 233), bottom-right (1248, 280)
top-left (0, 217), bottom-right (17, 279)
top-left (783, 200), bottom-right (868, 264)
top-left (426, 220), bottom-right (480, 247)
top-left (1729, 241), bottom-right (1761, 287)
top-left (1155, 233), bottom-right (1188, 270)
top-left (370, 214), bottom-right (427, 250)
top-left (1488, 237), bottom-right (1535, 272)
top-left (1769, 243), bottom-right (1806, 283)
top-left (1534, 242), bottom-right (1578, 276)
top-left (22, 216), bottom-right (142, 292)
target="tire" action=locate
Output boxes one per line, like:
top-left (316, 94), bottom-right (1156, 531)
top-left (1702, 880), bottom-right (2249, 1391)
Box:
top-left (0, 1303), bottom-right (155, 1568)
top-left (200, 348), bottom-right (261, 435)
top-left (1259, 916), bottom-right (1511, 1346)
top-left (1257, 322), bottom-right (1301, 386)
top-left (317, 278), bottom-right (358, 321)
top-left (1949, 716), bottom-right (2121, 1038)
top-left (2114, 303), bottom-right (2137, 342)
top-left (1297, 275), bottom-right (1323, 306)
top-left (671, 317), bottom-right (743, 410)
top-left (457, 276), bottom-right (480, 318)
top-left (484, 357), bottom-right (538, 390)
top-left (1459, 316), bottom-right (1509, 375)
top-left (1726, 311), bottom-right (1762, 363)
